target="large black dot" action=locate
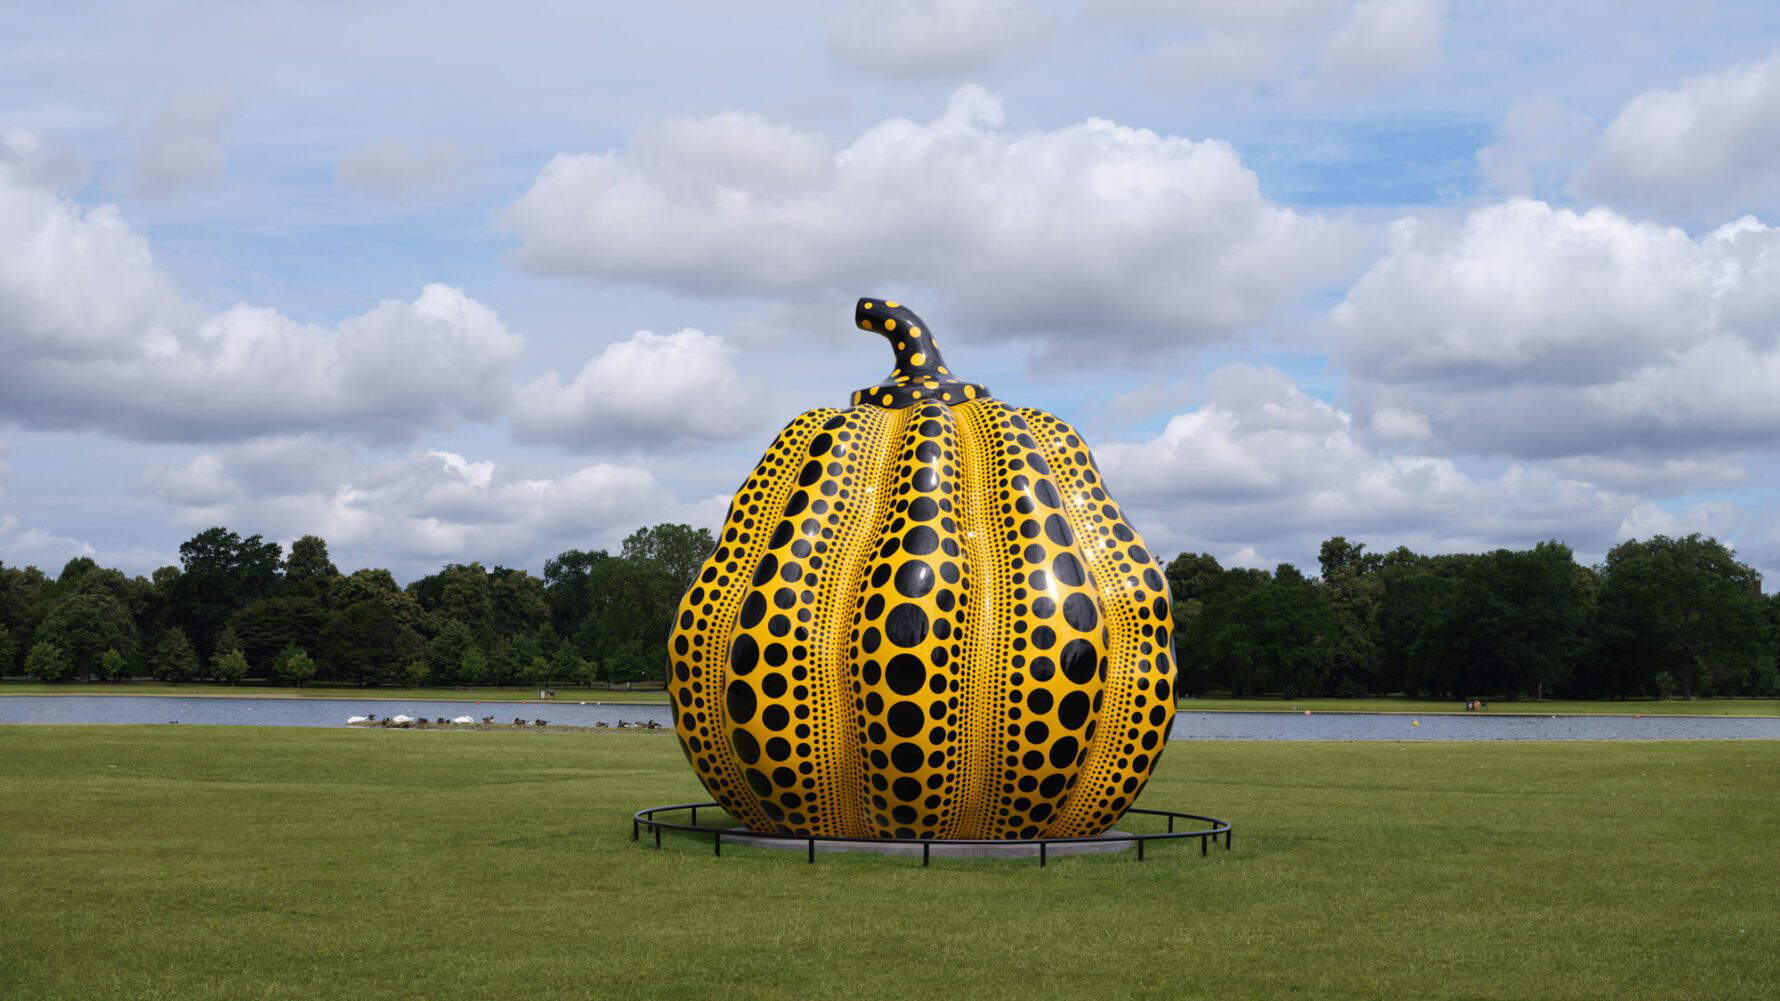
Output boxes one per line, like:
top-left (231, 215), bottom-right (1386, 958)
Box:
top-left (1060, 639), bottom-right (1097, 684)
top-left (726, 680), bottom-right (757, 724)
top-left (738, 592), bottom-right (767, 628)
top-left (1048, 736), bottom-right (1079, 768)
top-left (885, 654), bottom-right (926, 696)
top-left (894, 560), bottom-right (934, 599)
top-left (730, 634), bottom-right (759, 675)
top-left (1063, 593), bottom-right (1099, 631)
top-left (762, 704), bottom-right (790, 731)
top-left (752, 553), bottom-right (779, 586)
top-left (731, 728), bottom-right (761, 764)
top-left (797, 460), bottom-right (822, 486)
top-left (888, 700), bottom-right (925, 738)
top-left (1044, 514), bottom-right (1074, 546)
top-left (1034, 479), bottom-right (1061, 508)
top-left (807, 433), bottom-right (832, 456)
top-left (745, 768), bottom-right (773, 797)
top-left (1030, 625), bottom-right (1056, 649)
top-left (907, 496), bottom-right (939, 522)
top-left (891, 742), bottom-right (925, 773)
top-left (904, 525), bottom-right (939, 555)
top-left (1057, 690), bottom-right (1090, 729)
top-left (912, 468), bottom-right (939, 492)
top-left (885, 603), bottom-right (930, 647)
top-left (1053, 552), bottom-right (1086, 587)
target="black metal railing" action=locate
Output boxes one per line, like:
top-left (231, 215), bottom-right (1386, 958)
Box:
top-left (630, 802), bottom-right (1233, 867)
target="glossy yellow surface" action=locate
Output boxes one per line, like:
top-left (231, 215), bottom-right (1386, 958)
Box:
top-left (668, 371), bottom-right (1175, 840)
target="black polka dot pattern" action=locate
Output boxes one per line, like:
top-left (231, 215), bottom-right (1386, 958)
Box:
top-left (666, 302), bottom-right (1173, 840)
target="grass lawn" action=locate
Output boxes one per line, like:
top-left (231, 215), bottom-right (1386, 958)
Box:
top-left (9, 680), bottom-right (1776, 717)
top-left (1, 728), bottom-right (1774, 1000)
top-left (0, 680), bottom-right (668, 703)
top-left (1179, 695), bottom-right (1780, 716)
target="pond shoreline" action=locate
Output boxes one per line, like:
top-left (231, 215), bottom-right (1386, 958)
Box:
top-left (4, 689), bottom-right (1775, 718)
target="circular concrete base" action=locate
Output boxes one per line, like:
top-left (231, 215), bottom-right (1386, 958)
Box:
top-left (721, 827), bottom-right (1134, 858)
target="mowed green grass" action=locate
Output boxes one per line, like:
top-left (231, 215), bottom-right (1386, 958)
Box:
top-left (1178, 695), bottom-right (1780, 716)
top-left (0, 680), bottom-right (668, 703)
top-left (9, 680), bottom-right (1777, 717)
top-left (1, 728), bottom-right (1775, 1001)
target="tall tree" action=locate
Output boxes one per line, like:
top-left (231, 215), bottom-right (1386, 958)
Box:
top-left (174, 528), bottom-right (283, 661)
top-left (620, 523), bottom-right (715, 598)
top-left (1594, 535), bottom-right (1768, 699)
top-left (283, 535), bottom-right (339, 599)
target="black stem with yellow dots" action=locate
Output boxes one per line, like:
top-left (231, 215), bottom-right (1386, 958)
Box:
top-left (851, 297), bottom-right (991, 409)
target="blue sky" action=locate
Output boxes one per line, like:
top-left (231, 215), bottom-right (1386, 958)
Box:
top-left (5, 1), bottom-right (1780, 584)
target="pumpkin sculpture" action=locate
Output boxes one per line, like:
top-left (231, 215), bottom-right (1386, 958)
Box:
top-left (668, 299), bottom-right (1176, 840)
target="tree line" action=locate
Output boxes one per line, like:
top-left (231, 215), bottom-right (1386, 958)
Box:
top-left (0, 524), bottom-right (711, 689)
top-left (3, 525), bottom-right (1776, 700)
top-left (1169, 536), bottom-right (1779, 701)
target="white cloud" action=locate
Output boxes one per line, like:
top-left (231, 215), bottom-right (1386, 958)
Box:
top-left (0, 154), bottom-right (524, 441)
top-left (1087, 0), bottom-right (1441, 95)
top-left (335, 138), bottom-right (465, 199)
top-left (1315, 0), bottom-right (1444, 92)
top-left (512, 327), bottom-right (755, 450)
top-left (132, 91), bottom-right (234, 196)
top-left (1092, 362), bottom-right (1641, 567)
top-left (0, 128), bottom-right (82, 190)
top-left (139, 438), bottom-right (725, 576)
top-left (826, 0), bottom-right (1046, 78)
top-left (1476, 96), bottom-right (1597, 197)
top-left (501, 86), bottom-right (1359, 351)
top-left (1331, 200), bottom-right (1780, 461)
top-left (1573, 49), bottom-right (1780, 222)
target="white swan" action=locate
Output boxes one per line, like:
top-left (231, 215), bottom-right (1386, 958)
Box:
top-left (390, 714), bottom-right (415, 724)
top-left (346, 715), bottom-right (369, 724)
top-left (451, 715), bottom-right (475, 724)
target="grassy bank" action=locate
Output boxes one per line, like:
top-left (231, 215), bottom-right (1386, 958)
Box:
top-left (1178, 695), bottom-right (1780, 716)
top-left (0, 680), bottom-right (668, 703)
top-left (7, 680), bottom-right (1775, 717)
top-left (1, 727), bottom-right (1774, 1000)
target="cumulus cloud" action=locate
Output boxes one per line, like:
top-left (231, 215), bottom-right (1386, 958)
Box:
top-left (826, 0), bottom-right (1046, 78)
top-left (1476, 96), bottom-right (1597, 198)
top-left (132, 91), bottom-right (234, 196)
top-left (0, 152), bottom-right (524, 441)
top-left (1316, 0), bottom-right (1444, 92)
top-left (501, 86), bottom-right (1359, 351)
top-left (1330, 200), bottom-right (1780, 463)
top-left (1087, 0), bottom-right (1441, 95)
top-left (0, 128), bottom-right (83, 190)
top-left (335, 138), bottom-right (465, 199)
top-left (1091, 363), bottom-right (1642, 568)
top-left (512, 327), bottom-right (755, 450)
top-left (139, 438), bottom-right (725, 576)
top-left (1572, 50), bottom-right (1780, 222)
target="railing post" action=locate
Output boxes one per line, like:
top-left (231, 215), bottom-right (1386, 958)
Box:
top-left (654, 825), bottom-right (662, 849)
top-left (807, 838), bottom-right (815, 864)
top-left (714, 831), bottom-right (722, 857)
top-left (1137, 838), bottom-right (1145, 861)
top-left (1039, 842), bottom-right (1047, 868)
top-left (1200, 834), bottom-right (1207, 856)
top-left (922, 842), bottom-right (931, 868)
top-left (1167, 815), bottom-right (1174, 833)
top-left (1225, 829), bottom-right (1232, 851)
top-left (632, 819), bottom-right (638, 842)
top-left (690, 806), bottom-right (698, 827)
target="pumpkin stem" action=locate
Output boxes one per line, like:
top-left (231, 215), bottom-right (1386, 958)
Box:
top-left (852, 298), bottom-right (989, 408)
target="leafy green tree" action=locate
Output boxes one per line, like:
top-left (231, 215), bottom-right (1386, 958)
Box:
top-left (1593, 535), bottom-right (1769, 699)
top-left (0, 624), bottom-right (16, 676)
top-left (212, 648), bottom-right (249, 684)
top-left (98, 648), bottom-right (129, 682)
top-left (230, 596), bottom-right (326, 673)
top-left (151, 628), bottom-right (199, 683)
top-left (272, 643), bottom-right (316, 686)
top-left (584, 555), bottom-right (677, 685)
top-left (25, 639), bottom-right (74, 682)
top-left (544, 549), bottom-right (609, 651)
top-left (318, 600), bottom-right (423, 685)
top-left (426, 619), bottom-right (481, 685)
top-left (621, 524), bottom-right (715, 598)
top-left (459, 644), bottom-right (490, 685)
top-left (36, 590), bottom-right (138, 679)
top-left (282, 535), bottom-right (339, 598)
top-left (1318, 537), bottom-right (1384, 695)
top-left (175, 527), bottom-right (282, 662)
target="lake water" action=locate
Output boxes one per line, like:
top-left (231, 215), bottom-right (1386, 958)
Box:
top-left (3, 696), bottom-right (1778, 740)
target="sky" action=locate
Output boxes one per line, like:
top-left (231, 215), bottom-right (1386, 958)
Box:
top-left (6, 0), bottom-right (1780, 585)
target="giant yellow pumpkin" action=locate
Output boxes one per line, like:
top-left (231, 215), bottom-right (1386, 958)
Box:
top-left (668, 299), bottom-right (1176, 840)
